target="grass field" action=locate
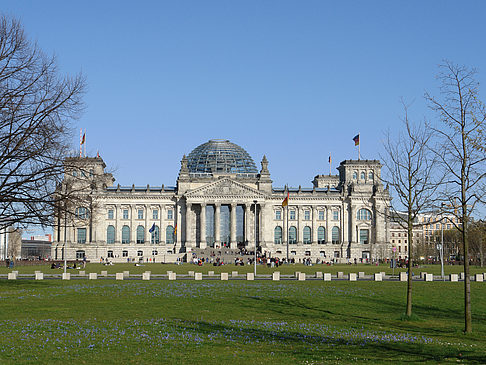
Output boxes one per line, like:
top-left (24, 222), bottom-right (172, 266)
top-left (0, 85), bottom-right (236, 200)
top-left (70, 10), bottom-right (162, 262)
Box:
top-left (1, 265), bottom-right (485, 364)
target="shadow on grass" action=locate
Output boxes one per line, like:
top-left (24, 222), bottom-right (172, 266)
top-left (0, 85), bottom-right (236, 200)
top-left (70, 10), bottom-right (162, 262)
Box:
top-left (173, 319), bottom-right (485, 363)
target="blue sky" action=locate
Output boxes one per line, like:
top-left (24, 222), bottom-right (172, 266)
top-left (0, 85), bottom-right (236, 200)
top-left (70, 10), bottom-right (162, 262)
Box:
top-left (3, 1), bottom-right (486, 192)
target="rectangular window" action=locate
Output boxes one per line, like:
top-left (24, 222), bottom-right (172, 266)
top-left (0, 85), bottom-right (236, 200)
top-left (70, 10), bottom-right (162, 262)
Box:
top-left (289, 210), bottom-right (296, 220)
top-left (123, 209), bottom-right (129, 219)
top-left (138, 209), bottom-right (144, 220)
top-left (333, 211), bottom-right (339, 220)
top-left (77, 228), bottom-right (87, 244)
top-left (108, 209), bottom-right (114, 219)
top-left (122, 250), bottom-right (128, 257)
top-left (304, 210), bottom-right (310, 220)
top-left (107, 250), bottom-right (114, 258)
top-left (359, 229), bottom-right (369, 244)
top-left (275, 210), bottom-right (281, 220)
top-left (153, 210), bottom-right (159, 220)
top-left (167, 209), bottom-right (173, 220)
top-left (334, 251), bottom-right (340, 258)
top-left (318, 210), bottom-right (324, 220)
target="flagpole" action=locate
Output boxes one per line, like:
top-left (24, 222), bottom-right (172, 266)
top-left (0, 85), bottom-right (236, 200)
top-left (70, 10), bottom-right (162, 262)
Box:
top-left (286, 185), bottom-right (289, 263)
top-left (329, 153), bottom-right (331, 175)
top-left (79, 128), bottom-right (82, 157)
top-left (358, 132), bottom-right (361, 160)
top-left (84, 129), bottom-right (87, 157)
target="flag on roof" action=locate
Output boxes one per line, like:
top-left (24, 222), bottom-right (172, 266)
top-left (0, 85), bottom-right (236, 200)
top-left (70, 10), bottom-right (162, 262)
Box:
top-left (81, 133), bottom-right (86, 145)
top-left (353, 134), bottom-right (360, 146)
top-left (282, 191), bottom-right (289, 207)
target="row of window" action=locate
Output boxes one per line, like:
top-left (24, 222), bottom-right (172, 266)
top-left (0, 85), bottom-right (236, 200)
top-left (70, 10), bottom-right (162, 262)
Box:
top-left (353, 170), bottom-right (374, 181)
top-left (107, 208), bottom-right (174, 220)
top-left (71, 169), bottom-right (94, 178)
top-left (75, 249), bottom-right (171, 259)
top-left (273, 250), bottom-right (371, 259)
top-left (274, 208), bottom-right (372, 221)
top-left (76, 225), bottom-right (176, 244)
top-left (273, 226), bottom-right (370, 244)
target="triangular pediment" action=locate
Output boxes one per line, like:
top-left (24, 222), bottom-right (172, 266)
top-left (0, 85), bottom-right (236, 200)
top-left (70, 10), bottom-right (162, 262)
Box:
top-left (185, 178), bottom-right (267, 199)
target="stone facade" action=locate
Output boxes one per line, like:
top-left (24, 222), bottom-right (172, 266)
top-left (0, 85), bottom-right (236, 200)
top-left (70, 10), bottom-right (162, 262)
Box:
top-left (52, 140), bottom-right (391, 263)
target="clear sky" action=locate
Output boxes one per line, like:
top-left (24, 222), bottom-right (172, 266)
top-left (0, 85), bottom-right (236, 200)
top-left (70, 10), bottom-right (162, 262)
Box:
top-left (3, 1), bottom-right (486, 193)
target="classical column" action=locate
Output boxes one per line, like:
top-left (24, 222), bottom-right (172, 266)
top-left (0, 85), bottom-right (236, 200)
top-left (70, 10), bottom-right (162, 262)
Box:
top-left (175, 201), bottom-right (182, 247)
top-left (350, 205), bottom-right (356, 243)
top-left (214, 203), bottom-right (221, 247)
top-left (230, 203), bottom-right (237, 249)
top-left (200, 203), bottom-right (207, 249)
top-left (297, 207), bottom-right (302, 245)
top-left (185, 202), bottom-right (192, 248)
top-left (312, 206), bottom-right (317, 244)
top-left (245, 203), bottom-right (251, 246)
top-left (326, 206), bottom-right (330, 244)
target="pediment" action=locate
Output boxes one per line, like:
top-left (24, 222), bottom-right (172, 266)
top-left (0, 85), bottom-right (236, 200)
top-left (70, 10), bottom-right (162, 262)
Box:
top-left (185, 178), bottom-right (267, 199)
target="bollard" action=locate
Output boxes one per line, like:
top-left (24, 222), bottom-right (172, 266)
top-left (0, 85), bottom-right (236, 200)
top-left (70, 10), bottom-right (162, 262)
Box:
top-left (188, 271), bottom-right (195, 276)
top-left (89, 273), bottom-right (97, 280)
top-left (425, 273), bottom-right (433, 282)
top-left (232, 271), bottom-right (239, 277)
top-left (323, 273), bottom-right (332, 281)
top-left (100, 271), bottom-right (108, 277)
top-left (142, 272), bottom-right (151, 281)
top-left (62, 273), bottom-right (71, 280)
top-left (315, 272), bottom-right (323, 279)
top-left (298, 272), bottom-right (306, 281)
top-left (459, 272), bottom-right (465, 281)
top-left (246, 273), bottom-right (254, 281)
top-left (116, 273), bottom-right (124, 280)
top-left (475, 274), bottom-right (484, 282)
top-left (195, 272), bottom-right (202, 280)
top-left (374, 273), bottom-right (382, 281)
top-left (358, 272), bottom-right (365, 279)
top-left (273, 272), bottom-right (280, 281)
top-left (450, 274), bottom-right (458, 282)
top-left (35, 272), bottom-right (44, 280)
top-left (220, 273), bottom-right (228, 281)
top-left (208, 271), bottom-right (214, 276)
top-left (168, 272), bottom-right (177, 280)
top-left (79, 270), bottom-right (86, 276)
top-left (7, 273), bottom-right (17, 280)
top-left (337, 272), bottom-right (344, 279)
top-left (295, 271), bottom-right (301, 278)
top-left (399, 272), bottom-right (408, 282)
top-left (349, 273), bottom-right (357, 281)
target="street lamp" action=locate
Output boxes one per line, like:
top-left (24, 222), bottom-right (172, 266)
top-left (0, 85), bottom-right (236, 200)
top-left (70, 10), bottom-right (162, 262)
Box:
top-left (254, 200), bottom-right (257, 277)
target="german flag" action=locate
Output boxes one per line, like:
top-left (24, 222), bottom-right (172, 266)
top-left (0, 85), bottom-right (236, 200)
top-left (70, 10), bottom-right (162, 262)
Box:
top-left (282, 191), bottom-right (289, 207)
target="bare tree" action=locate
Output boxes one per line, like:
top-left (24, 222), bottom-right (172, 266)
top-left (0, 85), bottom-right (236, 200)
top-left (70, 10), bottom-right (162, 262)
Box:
top-left (382, 101), bottom-right (440, 318)
top-left (426, 60), bottom-right (486, 333)
top-left (469, 220), bottom-right (485, 267)
top-left (0, 15), bottom-right (85, 230)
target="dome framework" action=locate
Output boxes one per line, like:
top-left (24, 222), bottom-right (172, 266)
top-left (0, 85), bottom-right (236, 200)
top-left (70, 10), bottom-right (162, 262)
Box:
top-left (186, 139), bottom-right (258, 176)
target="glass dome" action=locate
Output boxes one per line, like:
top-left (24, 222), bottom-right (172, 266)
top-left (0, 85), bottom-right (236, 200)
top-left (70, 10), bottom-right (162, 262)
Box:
top-left (187, 139), bottom-right (258, 176)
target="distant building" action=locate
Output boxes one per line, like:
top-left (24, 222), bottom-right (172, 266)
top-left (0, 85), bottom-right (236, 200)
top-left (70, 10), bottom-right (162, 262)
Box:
top-left (52, 139), bottom-right (392, 263)
top-left (21, 235), bottom-right (52, 260)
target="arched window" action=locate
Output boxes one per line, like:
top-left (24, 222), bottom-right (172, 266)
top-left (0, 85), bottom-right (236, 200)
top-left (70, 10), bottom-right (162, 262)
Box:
top-left (137, 225), bottom-right (145, 243)
top-left (107, 225), bottom-right (115, 244)
top-left (332, 226), bottom-right (340, 244)
top-left (353, 171), bottom-right (358, 179)
top-left (75, 207), bottom-right (89, 219)
top-left (289, 226), bottom-right (297, 244)
top-left (368, 171), bottom-right (374, 180)
top-left (122, 225), bottom-right (130, 244)
top-left (151, 225), bottom-right (160, 244)
top-left (166, 225), bottom-right (175, 244)
top-left (274, 226), bottom-right (282, 244)
top-left (360, 171), bottom-right (366, 180)
top-left (318, 226), bottom-right (325, 244)
top-left (303, 226), bottom-right (311, 244)
top-left (357, 208), bottom-right (372, 220)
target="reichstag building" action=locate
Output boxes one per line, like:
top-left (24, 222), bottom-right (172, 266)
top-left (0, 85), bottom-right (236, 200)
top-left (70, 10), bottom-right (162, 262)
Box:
top-left (52, 139), bottom-right (391, 262)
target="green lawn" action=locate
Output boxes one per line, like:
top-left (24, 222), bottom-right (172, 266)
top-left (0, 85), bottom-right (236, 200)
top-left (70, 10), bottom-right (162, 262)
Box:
top-left (0, 276), bottom-right (485, 364)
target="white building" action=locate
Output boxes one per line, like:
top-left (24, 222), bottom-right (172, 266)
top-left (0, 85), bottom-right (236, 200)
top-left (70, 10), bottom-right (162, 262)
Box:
top-left (52, 139), bottom-right (391, 263)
